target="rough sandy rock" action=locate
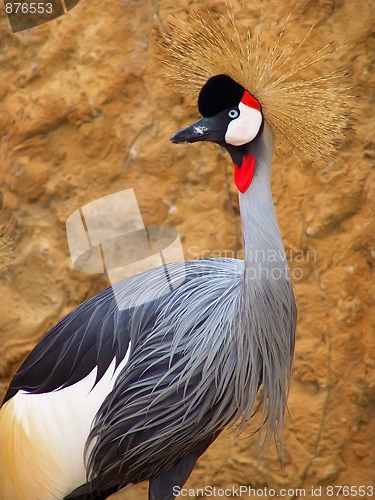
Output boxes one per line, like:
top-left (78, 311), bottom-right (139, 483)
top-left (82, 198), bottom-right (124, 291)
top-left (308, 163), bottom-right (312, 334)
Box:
top-left (0, 0), bottom-right (374, 498)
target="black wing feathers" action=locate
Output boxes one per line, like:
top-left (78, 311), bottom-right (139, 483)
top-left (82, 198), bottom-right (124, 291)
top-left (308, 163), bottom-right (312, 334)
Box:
top-left (2, 285), bottom-right (131, 405)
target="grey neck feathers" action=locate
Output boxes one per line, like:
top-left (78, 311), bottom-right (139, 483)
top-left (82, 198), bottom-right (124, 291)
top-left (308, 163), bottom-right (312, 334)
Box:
top-left (240, 123), bottom-right (289, 279)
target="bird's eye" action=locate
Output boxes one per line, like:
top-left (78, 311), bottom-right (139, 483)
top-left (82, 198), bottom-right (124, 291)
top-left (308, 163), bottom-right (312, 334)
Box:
top-left (228, 109), bottom-right (239, 119)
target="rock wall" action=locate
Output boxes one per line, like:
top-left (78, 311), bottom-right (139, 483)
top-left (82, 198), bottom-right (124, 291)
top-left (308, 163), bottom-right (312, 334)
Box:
top-left (0, 0), bottom-right (374, 498)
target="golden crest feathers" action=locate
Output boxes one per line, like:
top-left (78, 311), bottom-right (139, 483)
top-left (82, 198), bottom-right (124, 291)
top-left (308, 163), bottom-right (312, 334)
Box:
top-left (158, 3), bottom-right (351, 163)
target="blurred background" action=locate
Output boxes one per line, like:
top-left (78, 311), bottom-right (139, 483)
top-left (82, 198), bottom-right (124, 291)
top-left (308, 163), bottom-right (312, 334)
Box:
top-left (0, 0), bottom-right (374, 498)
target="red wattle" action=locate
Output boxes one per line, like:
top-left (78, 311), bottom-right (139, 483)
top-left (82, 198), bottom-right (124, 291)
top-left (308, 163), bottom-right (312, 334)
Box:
top-left (234, 155), bottom-right (256, 193)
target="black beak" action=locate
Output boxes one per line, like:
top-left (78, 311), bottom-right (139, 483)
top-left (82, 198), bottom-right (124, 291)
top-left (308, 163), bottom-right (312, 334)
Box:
top-left (170, 116), bottom-right (225, 144)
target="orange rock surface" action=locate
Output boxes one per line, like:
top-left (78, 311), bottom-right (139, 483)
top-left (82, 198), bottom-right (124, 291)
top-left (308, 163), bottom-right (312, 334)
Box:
top-left (0, 0), bottom-right (374, 499)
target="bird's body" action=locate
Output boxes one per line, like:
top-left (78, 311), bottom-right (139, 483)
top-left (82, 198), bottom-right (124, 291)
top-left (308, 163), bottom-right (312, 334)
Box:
top-left (0, 5), bottom-right (349, 499)
top-left (0, 124), bottom-right (295, 500)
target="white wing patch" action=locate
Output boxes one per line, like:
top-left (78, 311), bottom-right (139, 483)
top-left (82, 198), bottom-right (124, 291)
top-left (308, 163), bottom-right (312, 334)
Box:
top-left (0, 346), bottom-right (130, 500)
top-left (225, 102), bottom-right (262, 146)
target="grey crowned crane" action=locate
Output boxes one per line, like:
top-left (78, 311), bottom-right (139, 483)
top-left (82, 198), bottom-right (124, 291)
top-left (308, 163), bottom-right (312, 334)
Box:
top-left (0, 6), bottom-right (349, 500)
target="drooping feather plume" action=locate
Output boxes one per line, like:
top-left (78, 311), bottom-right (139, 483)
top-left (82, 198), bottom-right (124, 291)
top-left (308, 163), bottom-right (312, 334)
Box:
top-left (159, 2), bottom-right (351, 162)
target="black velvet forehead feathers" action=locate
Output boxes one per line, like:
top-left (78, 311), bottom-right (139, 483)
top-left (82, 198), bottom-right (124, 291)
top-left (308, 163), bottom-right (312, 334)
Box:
top-left (198, 74), bottom-right (245, 117)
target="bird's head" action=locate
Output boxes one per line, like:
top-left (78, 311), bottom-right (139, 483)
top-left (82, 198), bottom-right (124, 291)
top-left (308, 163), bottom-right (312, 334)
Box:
top-left (162, 7), bottom-right (350, 195)
top-left (171, 74), bottom-right (263, 193)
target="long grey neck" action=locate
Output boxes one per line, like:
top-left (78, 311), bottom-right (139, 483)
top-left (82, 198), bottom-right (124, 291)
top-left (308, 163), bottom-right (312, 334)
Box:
top-left (239, 123), bottom-right (289, 280)
top-left (233, 124), bottom-right (295, 451)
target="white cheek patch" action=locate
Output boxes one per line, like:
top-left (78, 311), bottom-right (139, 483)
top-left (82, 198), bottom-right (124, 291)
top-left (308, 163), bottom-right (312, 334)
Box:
top-left (225, 102), bottom-right (263, 146)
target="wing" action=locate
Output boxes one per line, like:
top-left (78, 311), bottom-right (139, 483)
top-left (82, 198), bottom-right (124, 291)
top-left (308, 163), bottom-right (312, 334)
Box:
top-left (0, 258), bottom-right (245, 500)
top-left (2, 258), bottom-right (242, 405)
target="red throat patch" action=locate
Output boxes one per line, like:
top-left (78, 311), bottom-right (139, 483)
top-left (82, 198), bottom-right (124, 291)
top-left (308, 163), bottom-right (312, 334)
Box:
top-left (234, 155), bottom-right (256, 193)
